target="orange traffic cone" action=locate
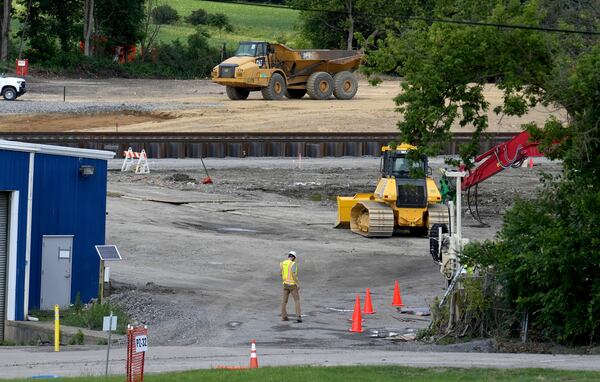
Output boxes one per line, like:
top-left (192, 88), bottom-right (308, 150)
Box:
top-left (392, 280), bottom-right (404, 307)
top-left (350, 295), bottom-right (364, 333)
top-left (249, 340), bottom-right (259, 368)
top-left (363, 288), bottom-right (376, 314)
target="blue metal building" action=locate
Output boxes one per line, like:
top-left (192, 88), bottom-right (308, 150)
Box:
top-left (0, 140), bottom-right (114, 340)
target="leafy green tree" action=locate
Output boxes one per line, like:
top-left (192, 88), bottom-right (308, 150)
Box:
top-left (156, 28), bottom-right (220, 78)
top-left (288, 0), bottom-right (434, 49)
top-left (363, 0), bottom-right (600, 344)
top-left (185, 9), bottom-right (208, 26)
top-left (463, 45), bottom-right (600, 341)
top-left (151, 4), bottom-right (179, 25)
top-left (364, 0), bottom-right (558, 163)
top-left (16, 0), bottom-right (82, 60)
top-left (96, 0), bottom-right (144, 60)
top-left (207, 12), bottom-right (233, 33)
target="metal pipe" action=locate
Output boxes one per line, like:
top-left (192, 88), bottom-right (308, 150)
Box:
top-left (23, 152), bottom-right (34, 319)
top-left (54, 305), bottom-right (60, 352)
top-left (456, 174), bottom-right (462, 241)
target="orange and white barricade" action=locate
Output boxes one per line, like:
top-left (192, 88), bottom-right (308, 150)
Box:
top-left (126, 325), bottom-right (148, 382)
top-left (121, 147), bottom-right (150, 174)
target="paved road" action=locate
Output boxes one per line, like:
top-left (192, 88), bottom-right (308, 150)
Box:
top-left (1, 346), bottom-right (599, 379)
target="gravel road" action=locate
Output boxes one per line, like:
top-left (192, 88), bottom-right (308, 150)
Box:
top-left (1, 345), bottom-right (600, 379)
top-left (1, 77), bottom-right (565, 133)
top-left (1, 100), bottom-right (222, 115)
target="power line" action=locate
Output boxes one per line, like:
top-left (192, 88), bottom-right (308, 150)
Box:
top-left (204, 0), bottom-right (600, 36)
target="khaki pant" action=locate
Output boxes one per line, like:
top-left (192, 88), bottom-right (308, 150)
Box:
top-left (281, 284), bottom-right (301, 319)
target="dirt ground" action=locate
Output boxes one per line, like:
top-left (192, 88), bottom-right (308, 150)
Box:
top-left (0, 111), bottom-right (175, 132)
top-left (1, 76), bottom-right (567, 354)
top-left (0, 78), bottom-right (565, 133)
top-left (104, 157), bottom-right (561, 351)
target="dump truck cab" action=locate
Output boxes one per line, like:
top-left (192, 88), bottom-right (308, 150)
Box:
top-left (235, 41), bottom-right (269, 58)
top-left (212, 41), bottom-right (274, 88)
top-left (212, 41), bottom-right (362, 101)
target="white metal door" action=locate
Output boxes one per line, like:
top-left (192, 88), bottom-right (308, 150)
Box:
top-left (0, 192), bottom-right (8, 341)
top-left (40, 236), bottom-right (73, 310)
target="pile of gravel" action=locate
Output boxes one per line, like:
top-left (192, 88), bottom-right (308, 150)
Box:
top-left (2, 101), bottom-right (222, 115)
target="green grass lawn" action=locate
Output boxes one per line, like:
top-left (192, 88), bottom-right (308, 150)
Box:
top-left (158, 0), bottom-right (300, 49)
top-left (5, 366), bottom-right (600, 381)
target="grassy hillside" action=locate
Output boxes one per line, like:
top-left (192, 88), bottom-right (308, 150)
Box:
top-left (158, 0), bottom-right (300, 49)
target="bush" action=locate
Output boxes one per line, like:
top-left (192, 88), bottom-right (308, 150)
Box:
top-left (461, 178), bottom-right (600, 345)
top-left (153, 28), bottom-right (221, 78)
top-left (29, 301), bottom-right (129, 336)
top-left (69, 329), bottom-right (85, 345)
top-left (207, 13), bottom-right (234, 32)
top-left (16, 28), bottom-right (221, 80)
top-left (151, 4), bottom-right (180, 25)
top-left (185, 9), bottom-right (208, 25)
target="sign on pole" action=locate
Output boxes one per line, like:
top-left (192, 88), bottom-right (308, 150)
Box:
top-left (134, 334), bottom-right (148, 353)
top-left (127, 326), bottom-right (148, 382)
top-left (103, 315), bottom-right (118, 331)
top-left (104, 313), bottom-right (117, 376)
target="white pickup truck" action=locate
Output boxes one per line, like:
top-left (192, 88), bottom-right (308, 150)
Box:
top-left (0, 73), bottom-right (26, 101)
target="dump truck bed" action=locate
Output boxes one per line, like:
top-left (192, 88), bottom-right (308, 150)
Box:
top-left (271, 44), bottom-right (362, 82)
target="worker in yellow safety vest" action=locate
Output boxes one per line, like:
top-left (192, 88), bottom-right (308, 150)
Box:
top-left (280, 251), bottom-right (301, 323)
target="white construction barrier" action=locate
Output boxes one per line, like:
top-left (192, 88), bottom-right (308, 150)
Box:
top-left (121, 147), bottom-right (150, 174)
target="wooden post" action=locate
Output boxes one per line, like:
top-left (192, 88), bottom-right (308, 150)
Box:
top-left (98, 260), bottom-right (105, 304)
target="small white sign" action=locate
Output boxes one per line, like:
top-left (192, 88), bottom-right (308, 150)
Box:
top-left (135, 335), bottom-right (148, 353)
top-left (102, 316), bottom-right (117, 331)
top-left (104, 267), bottom-right (110, 282)
top-left (59, 249), bottom-right (70, 259)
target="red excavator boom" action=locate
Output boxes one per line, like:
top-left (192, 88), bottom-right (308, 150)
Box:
top-left (460, 131), bottom-right (543, 190)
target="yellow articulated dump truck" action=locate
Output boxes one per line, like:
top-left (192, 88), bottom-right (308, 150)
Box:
top-left (211, 41), bottom-right (362, 100)
top-left (336, 143), bottom-right (450, 237)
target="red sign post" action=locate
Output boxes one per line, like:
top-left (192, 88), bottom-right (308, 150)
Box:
top-left (126, 326), bottom-right (147, 382)
top-left (15, 59), bottom-right (28, 76)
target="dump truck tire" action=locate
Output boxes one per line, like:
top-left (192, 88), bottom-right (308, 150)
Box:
top-left (333, 71), bottom-right (358, 100)
top-left (285, 89), bottom-right (306, 99)
top-left (306, 72), bottom-right (334, 100)
top-left (261, 73), bottom-right (286, 100)
top-left (226, 86), bottom-right (250, 100)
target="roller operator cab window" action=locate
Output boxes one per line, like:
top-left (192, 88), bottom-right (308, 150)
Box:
top-left (391, 156), bottom-right (426, 178)
top-left (235, 42), bottom-right (267, 57)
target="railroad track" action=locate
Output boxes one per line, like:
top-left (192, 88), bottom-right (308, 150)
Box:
top-left (0, 132), bottom-right (518, 158)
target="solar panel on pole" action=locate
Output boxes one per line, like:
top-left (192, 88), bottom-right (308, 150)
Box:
top-left (95, 245), bottom-right (123, 261)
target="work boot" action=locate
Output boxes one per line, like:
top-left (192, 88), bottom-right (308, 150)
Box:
top-left (296, 318), bottom-right (302, 323)
top-left (282, 317), bottom-right (289, 321)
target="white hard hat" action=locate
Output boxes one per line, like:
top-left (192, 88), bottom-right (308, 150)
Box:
top-left (287, 251), bottom-right (297, 258)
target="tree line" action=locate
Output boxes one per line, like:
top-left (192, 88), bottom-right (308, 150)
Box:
top-left (0, 0), bottom-right (148, 62)
top-left (0, 0), bottom-right (226, 78)
top-left (352, 0), bottom-right (598, 345)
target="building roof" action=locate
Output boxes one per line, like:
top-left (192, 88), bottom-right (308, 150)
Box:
top-left (0, 140), bottom-right (115, 160)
